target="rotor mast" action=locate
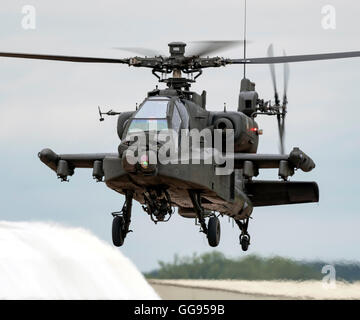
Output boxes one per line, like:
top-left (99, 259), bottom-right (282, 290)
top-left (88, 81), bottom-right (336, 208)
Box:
top-left (158, 42), bottom-right (195, 91)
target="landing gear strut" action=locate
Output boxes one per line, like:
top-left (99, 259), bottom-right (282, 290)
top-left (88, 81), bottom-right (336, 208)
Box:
top-left (112, 190), bottom-right (133, 247)
top-left (188, 190), bottom-right (221, 247)
top-left (235, 218), bottom-right (251, 251)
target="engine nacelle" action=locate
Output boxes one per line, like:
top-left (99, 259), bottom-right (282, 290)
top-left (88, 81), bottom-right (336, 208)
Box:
top-left (213, 117), bottom-right (234, 131)
top-left (210, 111), bottom-right (259, 153)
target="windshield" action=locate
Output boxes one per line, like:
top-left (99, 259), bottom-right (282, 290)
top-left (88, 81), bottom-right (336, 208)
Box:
top-left (127, 99), bottom-right (169, 133)
top-left (128, 119), bottom-right (168, 133)
top-left (134, 100), bottom-right (168, 118)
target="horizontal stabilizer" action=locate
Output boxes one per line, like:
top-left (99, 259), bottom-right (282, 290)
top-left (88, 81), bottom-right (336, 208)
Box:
top-left (245, 180), bottom-right (319, 207)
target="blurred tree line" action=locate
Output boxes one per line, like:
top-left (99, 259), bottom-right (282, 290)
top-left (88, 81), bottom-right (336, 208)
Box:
top-left (145, 251), bottom-right (360, 282)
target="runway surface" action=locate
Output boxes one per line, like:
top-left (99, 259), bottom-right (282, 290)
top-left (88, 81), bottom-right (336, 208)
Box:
top-left (149, 279), bottom-right (360, 300)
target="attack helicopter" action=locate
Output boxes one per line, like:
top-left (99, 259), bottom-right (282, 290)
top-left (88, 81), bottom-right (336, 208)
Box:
top-left (1, 40), bottom-right (360, 251)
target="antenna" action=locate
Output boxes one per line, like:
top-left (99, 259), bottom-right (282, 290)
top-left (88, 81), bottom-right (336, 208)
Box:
top-left (243, 0), bottom-right (247, 78)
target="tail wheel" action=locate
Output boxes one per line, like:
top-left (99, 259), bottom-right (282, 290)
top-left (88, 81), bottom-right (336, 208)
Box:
top-left (112, 216), bottom-right (125, 247)
top-left (207, 216), bottom-right (221, 247)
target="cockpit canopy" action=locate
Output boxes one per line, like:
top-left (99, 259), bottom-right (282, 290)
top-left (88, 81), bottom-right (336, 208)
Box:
top-left (128, 99), bottom-right (169, 133)
top-left (125, 97), bottom-right (189, 136)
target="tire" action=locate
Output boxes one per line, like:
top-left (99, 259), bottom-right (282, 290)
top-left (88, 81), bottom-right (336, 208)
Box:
top-left (240, 235), bottom-right (250, 251)
top-left (112, 216), bottom-right (125, 247)
top-left (207, 216), bottom-right (221, 247)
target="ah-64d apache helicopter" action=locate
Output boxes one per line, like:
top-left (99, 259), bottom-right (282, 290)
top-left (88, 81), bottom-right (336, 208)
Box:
top-left (1, 40), bottom-right (360, 251)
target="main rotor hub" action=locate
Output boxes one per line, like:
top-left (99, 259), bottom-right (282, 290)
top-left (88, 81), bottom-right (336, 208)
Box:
top-left (168, 42), bottom-right (186, 57)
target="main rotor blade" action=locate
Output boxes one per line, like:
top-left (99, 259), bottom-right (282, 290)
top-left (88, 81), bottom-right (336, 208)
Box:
top-left (188, 40), bottom-right (246, 57)
top-left (230, 50), bottom-right (360, 64)
top-left (0, 52), bottom-right (128, 64)
top-left (267, 44), bottom-right (280, 105)
top-left (113, 47), bottom-right (164, 57)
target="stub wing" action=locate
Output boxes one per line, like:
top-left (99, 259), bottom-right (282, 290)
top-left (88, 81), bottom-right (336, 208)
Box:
top-left (228, 147), bottom-right (319, 206)
top-left (223, 147), bottom-right (315, 180)
top-left (231, 147), bottom-right (315, 171)
top-left (38, 148), bottom-right (117, 181)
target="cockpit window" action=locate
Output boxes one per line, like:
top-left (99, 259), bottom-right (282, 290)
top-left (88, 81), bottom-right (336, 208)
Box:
top-left (128, 119), bottom-right (168, 133)
top-left (134, 100), bottom-right (168, 118)
top-left (127, 99), bottom-right (169, 134)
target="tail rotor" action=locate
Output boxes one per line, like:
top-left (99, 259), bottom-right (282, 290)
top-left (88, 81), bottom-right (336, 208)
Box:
top-left (267, 44), bottom-right (290, 154)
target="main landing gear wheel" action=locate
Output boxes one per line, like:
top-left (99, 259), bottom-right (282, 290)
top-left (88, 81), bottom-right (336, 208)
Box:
top-left (235, 218), bottom-right (251, 251)
top-left (112, 216), bottom-right (125, 247)
top-left (112, 190), bottom-right (133, 247)
top-left (240, 234), bottom-right (250, 251)
top-left (188, 190), bottom-right (221, 247)
top-left (207, 216), bottom-right (221, 247)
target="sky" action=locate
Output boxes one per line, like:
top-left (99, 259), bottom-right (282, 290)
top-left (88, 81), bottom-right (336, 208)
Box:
top-left (0, 0), bottom-right (360, 272)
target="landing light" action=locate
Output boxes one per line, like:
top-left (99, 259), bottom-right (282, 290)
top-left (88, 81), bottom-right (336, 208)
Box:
top-left (140, 154), bottom-right (149, 169)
